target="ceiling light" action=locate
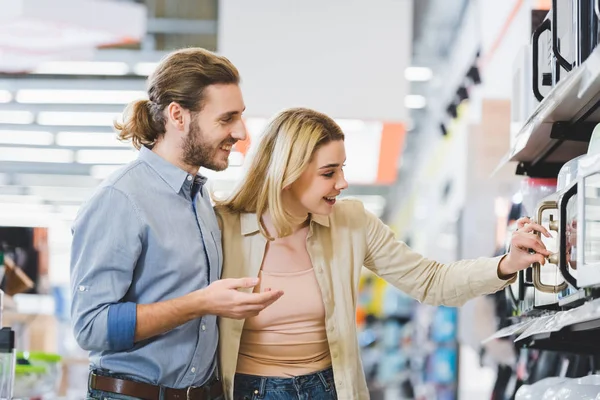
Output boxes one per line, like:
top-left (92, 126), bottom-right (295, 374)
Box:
top-left (0, 147), bottom-right (73, 163)
top-left (31, 61), bottom-right (130, 76)
top-left (133, 62), bottom-right (159, 76)
top-left (38, 112), bottom-right (120, 126)
top-left (404, 95), bottom-right (427, 109)
top-left (404, 67), bottom-right (433, 82)
top-left (0, 130), bottom-right (54, 145)
top-left (16, 90), bottom-right (147, 104)
top-left (56, 132), bottom-right (131, 147)
top-left (0, 111), bottom-right (35, 124)
top-left (76, 149), bottom-right (138, 164)
top-left (0, 90), bottom-right (12, 103)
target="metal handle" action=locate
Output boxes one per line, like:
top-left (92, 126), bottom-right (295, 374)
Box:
top-left (596, 0), bottom-right (600, 20)
top-left (558, 183), bottom-right (578, 288)
top-left (532, 200), bottom-right (568, 293)
top-left (549, 214), bottom-right (559, 232)
top-left (552, 0), bottom-right (574, 72)
top-left (532, 18), bottom-right (552, 102)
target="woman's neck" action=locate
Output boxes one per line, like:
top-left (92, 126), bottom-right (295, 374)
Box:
top-left (262, 213), bottom-right (310, 239)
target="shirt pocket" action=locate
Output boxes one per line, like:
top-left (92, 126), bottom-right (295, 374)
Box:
top-left (211, 230), bottom-right (223, 279)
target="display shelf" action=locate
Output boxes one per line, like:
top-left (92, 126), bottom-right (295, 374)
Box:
top-left (485, 298), bottom-right (600, 354)
top-left (514, 325), bottom-right (600, 354)
top-left (495, 45), bottom-right (600, 177)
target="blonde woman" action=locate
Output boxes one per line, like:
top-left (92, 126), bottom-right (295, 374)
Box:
top-left (215, 108), bottom-right (550, 400)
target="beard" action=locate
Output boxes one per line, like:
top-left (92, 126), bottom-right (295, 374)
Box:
top-left (182, 121), bottom-right (233, 172)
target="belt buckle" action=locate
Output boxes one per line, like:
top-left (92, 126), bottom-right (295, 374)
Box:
top-left (186, 385), bottom-right (204, 400)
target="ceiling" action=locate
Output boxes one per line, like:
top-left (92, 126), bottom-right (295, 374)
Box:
top-left (0, 0), bottom-right (468, 226)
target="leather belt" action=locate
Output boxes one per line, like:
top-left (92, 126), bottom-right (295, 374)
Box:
top-left (90, 373), bottom-right (223, 400)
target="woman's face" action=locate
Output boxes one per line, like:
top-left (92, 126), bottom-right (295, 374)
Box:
top-left (285, 140), bottom-right (348, 217)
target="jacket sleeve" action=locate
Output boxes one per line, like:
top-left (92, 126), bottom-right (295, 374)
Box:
top-left (70, 186), bottom-right (143, 351)
top-left (361, 205), bottom-right (514, 307)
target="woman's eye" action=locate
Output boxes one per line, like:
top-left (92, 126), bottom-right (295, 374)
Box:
top-left (323, 172), bottom-right (334, 178)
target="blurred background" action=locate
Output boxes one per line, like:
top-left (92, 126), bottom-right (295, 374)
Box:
top-left (4, 0), bottom-right (600, 399)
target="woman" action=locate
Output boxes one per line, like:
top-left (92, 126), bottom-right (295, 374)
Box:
top-left (215, 107), bottom-right (550, 400)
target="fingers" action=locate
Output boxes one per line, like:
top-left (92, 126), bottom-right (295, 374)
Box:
top-left (523, 222), bottom-right (552, 238)
top-left (224, 277), bottom-right (260, 289)
top-left (516, 217), bottom-right (531, 229)
top-left (242, 290), bottom-right (284, 306)
top-left (512, 231), bottom-right (552, 256)
top-left (516, 217), bottom-right (551, 238)
top-left (229, 290), bottom-right (284, 319)
top-left (526, 252), bottom-right (547, 266)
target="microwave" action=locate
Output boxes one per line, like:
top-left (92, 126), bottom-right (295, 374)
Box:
top-left (576, 152), bottom-right (600, 287)
top-left (531, 0), bottom-right (600, 101)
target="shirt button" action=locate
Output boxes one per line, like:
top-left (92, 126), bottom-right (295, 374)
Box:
top-left (187, 175), bottom-right (193, 181)
top-left (333, 352), bottom-right (338, 358)
top-left (78, 285), bottom-right (86, 292)
top-left (191, 367), bottom-right (196, 373)
top-left (338, 380), bottom-right (343, 386)
top-left (201, 325), bottom-right (206, 331)
top-left (318, 268), bottom-right (324, 273)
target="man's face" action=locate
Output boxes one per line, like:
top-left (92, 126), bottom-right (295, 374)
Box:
top-left (182, 84), bottom-right (247, 171)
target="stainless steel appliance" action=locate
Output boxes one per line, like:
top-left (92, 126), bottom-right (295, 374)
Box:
top-left (531, 0), bottom-right (600, 102)
top-left (576, 151), bottom-right (600, 287)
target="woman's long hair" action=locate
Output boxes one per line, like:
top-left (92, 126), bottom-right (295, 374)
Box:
top-left (217, 107), bottom-right (344, 239)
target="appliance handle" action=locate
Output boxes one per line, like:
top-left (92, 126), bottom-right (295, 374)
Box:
top-left (532, 18), bottom-right (552, 102)
top-left (596, 0), bottom-right (600, 20)
top-left (552, 0), bottom-right (574, 71)
top-left (532, 200), bottom-right (568, 293)
top-left (559, 184), bottom-right (579, 288)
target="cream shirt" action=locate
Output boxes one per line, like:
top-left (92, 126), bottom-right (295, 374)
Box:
top-left (216, 199), bottom-right (512, 400)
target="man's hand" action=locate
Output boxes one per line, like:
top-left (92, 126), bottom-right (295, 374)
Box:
top-left (197, 277), bottom-right (284, 319)
top-left (498, 217), bottom-right (553, 278)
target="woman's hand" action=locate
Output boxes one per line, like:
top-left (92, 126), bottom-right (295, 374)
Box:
top-left (498, 217), bottom-right (553, 278)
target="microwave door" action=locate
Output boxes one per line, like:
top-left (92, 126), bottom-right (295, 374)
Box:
top-left (578, 171), bottom-right (600, 287)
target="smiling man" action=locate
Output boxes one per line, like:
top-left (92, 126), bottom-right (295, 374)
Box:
top-left (70, 48), bottom-right (283, 400)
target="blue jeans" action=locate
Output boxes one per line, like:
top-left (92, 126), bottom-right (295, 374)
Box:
top-left (87, 369), bottom-right (224, 400)
top-left (233, 367), bottom-right (337, 400)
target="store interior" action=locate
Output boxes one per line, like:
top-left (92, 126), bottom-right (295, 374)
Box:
top-left (2, 0), bottom-right (600, 398)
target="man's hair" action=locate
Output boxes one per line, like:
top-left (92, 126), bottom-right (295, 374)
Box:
top-left (115, 48), bottom-right (240, 149)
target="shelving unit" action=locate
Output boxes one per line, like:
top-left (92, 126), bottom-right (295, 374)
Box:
top-left (495, 45), bottom-right (600, 178)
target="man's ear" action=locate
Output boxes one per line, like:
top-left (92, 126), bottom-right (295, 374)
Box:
top-left (166, 102), bottom-right (187, 131)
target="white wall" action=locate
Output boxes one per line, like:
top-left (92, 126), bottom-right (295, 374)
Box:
top-left (218, 0), bottom-right (413, 121)
top-left (477, 0), bottom-right (535, 99)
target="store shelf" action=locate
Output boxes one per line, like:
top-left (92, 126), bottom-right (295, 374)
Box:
top-left (495, 45), bottom-right (600, 178)
top-left (514, 325), bottom-right (600, 354)
top-left (485, 298), bottom-right (600, 354)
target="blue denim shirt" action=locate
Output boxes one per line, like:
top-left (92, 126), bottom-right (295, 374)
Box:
top-left (70, 146), bottom-right (222, 388)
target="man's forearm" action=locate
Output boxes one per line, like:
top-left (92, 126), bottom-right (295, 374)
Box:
top-left (134, 291), bottom-right (204, 343)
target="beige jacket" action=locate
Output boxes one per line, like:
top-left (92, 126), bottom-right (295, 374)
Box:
top-left (216, 199), bottom-right (511, 400)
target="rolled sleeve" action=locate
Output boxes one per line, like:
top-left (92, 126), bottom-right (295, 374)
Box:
top-left (107, 302), bottom-right (137, 351)
top-left (70, 186), bottom-right (143, 351)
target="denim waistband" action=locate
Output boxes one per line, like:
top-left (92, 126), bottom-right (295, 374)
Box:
top-left (234, 366), bottom-right (334, 392)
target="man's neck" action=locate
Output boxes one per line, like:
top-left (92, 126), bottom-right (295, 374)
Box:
top-left (152, 140), bottom-right (199, 176)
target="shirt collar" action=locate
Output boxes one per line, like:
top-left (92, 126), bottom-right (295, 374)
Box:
top-left (139, 146), bottom-right (206, 193)
top-left (240, 212), bottom-right (330, 236)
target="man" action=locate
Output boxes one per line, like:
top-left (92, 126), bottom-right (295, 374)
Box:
top-left (71, 48), bottom-right (283, 400)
